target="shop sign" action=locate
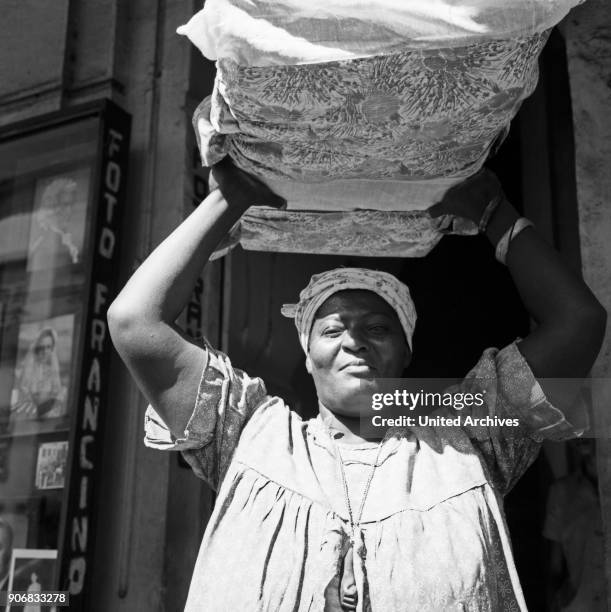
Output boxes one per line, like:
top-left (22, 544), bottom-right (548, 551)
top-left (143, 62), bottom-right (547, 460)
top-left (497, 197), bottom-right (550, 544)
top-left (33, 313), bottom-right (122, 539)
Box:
top-left (58, 102), bottom-right (131, 611)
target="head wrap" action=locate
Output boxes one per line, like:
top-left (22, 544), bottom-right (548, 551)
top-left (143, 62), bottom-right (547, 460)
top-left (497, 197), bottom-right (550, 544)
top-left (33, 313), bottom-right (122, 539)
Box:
top-left (281, 267), bottom-right (416, 353)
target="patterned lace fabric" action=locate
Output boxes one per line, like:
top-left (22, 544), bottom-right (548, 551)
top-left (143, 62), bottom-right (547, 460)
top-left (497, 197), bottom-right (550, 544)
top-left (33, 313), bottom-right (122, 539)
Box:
top-left (201, 33), bottom-right (548, 184)
top-left (199, 34), bottom-right (550, 257)
top-left (212, 207), bottom-right (478, 258)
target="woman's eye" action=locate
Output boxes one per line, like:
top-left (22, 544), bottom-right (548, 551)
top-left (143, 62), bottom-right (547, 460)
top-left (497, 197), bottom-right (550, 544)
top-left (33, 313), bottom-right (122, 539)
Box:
top-left (322, 327), bottom-right (343, 336)
top-left (368, 325), bottom-right (388, 333)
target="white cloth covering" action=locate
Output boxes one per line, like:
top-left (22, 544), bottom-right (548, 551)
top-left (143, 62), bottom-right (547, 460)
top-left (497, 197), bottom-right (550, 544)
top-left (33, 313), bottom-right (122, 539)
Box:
top-left (179, 0), bottom-right (582, 66)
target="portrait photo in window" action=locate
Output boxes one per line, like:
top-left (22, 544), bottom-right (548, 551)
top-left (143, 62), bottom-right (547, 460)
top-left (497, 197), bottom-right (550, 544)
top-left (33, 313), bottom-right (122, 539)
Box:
top-left (26, 168), bottom-right (90, 273)
top-left (9, 314), bottom-right (75, 433)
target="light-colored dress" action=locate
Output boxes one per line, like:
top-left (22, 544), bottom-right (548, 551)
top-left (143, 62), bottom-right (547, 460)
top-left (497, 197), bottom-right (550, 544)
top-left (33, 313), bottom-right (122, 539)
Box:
top-left (145, 340), bottom-right (581, 611)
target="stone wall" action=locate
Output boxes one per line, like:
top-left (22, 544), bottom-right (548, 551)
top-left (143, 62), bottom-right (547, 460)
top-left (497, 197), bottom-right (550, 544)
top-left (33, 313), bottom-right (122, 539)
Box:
top-left (565, 0), bottom-right (611, 606)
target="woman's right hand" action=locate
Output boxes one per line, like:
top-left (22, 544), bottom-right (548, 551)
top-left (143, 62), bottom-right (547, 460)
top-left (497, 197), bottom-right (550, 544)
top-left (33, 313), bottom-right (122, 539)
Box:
top-left (211, 157), bottom-right (286, 211)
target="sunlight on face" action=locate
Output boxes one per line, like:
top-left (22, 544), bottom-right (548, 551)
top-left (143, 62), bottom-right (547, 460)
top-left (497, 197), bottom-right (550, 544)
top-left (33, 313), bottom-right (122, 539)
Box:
top-left (306, 290), bottom-right (411, 417)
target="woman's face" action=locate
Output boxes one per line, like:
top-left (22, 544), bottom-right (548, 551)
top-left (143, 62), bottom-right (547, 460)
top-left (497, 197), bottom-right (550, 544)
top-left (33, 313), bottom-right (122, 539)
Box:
top-left (34, 334), bottom-right (54, 364)
top-left (306, 290), bottom-right (411, 417)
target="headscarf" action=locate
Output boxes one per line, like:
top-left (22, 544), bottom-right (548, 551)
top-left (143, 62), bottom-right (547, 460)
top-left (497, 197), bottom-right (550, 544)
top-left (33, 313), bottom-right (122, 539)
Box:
top-left (281, 267), bottom-right (416, 353)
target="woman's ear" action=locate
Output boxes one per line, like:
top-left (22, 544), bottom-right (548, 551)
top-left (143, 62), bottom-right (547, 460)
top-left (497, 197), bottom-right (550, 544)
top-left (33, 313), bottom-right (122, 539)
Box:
top-left (305, 354), bottom-right (313, 375)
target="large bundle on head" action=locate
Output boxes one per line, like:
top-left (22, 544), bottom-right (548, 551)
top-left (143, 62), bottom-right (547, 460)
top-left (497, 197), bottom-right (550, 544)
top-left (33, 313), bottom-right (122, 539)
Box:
top-left (181, 0), bottom-right (583, 257)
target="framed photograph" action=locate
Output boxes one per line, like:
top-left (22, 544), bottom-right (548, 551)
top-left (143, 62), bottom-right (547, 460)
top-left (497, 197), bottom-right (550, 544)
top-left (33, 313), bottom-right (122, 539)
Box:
top-left (34, 442), bottom-right (68, 490)
top-left (26, 167), bottom-right (91, 273)
top-left (9, 314), bottom-right (75, 434)
top-left (5, 549), bottom-right (57, 611)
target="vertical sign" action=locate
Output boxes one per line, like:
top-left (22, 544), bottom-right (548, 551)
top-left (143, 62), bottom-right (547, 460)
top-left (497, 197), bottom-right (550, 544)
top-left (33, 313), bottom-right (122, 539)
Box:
top-left (58, 102), bottom-right (131, 611)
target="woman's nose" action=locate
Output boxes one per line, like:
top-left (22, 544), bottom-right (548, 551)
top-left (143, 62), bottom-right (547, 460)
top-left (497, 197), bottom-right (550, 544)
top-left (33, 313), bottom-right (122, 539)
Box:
top-left (341, 328), bottom-right (367, 351)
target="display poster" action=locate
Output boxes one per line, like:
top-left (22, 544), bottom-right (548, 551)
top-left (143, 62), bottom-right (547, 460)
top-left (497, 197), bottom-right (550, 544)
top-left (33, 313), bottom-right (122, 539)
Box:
top-left (9, 314), bottom-right (75, 434)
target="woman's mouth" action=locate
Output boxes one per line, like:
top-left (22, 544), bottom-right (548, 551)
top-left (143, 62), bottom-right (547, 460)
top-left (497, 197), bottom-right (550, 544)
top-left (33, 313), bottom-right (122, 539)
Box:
top-left (341, 360), bottom-right (376, 372)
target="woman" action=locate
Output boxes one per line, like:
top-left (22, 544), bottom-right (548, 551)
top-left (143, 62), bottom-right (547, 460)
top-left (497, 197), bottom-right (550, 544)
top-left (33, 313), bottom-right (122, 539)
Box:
top-left (108, 160), bottom-right (606, 611)
top-left (11, 328), bottom-right (65, 420)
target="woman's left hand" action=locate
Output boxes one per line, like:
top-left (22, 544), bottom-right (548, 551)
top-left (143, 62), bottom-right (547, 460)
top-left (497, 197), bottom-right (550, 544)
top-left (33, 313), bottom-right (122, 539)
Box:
top-left (428, 168), bottom-right (503, 224)
top-left (431, 168), bottom-right (607, 382)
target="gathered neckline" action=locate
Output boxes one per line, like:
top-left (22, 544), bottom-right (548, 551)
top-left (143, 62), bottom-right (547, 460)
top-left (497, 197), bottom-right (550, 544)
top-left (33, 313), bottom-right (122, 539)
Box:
top-left (306, 414), bottom-right (407, 460)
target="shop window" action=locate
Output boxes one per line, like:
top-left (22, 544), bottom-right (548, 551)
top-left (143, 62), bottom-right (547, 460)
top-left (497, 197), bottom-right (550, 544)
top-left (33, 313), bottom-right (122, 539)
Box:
top-left (0, 101), bottom-right (129, 611)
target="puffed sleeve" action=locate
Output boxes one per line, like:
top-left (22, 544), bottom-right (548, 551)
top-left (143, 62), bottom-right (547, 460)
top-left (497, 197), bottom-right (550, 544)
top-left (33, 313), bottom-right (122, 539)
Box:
top-left (456, 341), bottom-right (587, 495)
top-left (143, 338), bottom-right (269, 490)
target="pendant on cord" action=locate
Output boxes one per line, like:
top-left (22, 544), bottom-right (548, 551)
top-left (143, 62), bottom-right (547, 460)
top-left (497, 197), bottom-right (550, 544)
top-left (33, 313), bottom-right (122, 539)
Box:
top-left (323, 541), bottom-right (357, 612)
top-left (340, 545), bottom-right (357, 611)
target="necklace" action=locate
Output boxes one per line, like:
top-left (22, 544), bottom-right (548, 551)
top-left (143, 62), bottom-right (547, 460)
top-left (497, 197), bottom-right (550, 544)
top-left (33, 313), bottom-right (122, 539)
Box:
top-left (324, 426), bottom-right (391, 612)
top-left (329, 430), bottom-right (389, 544)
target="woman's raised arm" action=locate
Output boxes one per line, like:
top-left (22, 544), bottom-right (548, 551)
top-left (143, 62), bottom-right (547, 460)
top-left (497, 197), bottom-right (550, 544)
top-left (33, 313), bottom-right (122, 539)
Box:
top-left (430, 170), bottom-right (607, 379)
top-left (107, 159), bottom-right (285, 437)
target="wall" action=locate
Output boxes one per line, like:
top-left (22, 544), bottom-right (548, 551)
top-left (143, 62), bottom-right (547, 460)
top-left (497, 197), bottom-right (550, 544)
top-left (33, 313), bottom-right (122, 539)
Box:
top-left (564, 0), bottom-right (611, 606)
